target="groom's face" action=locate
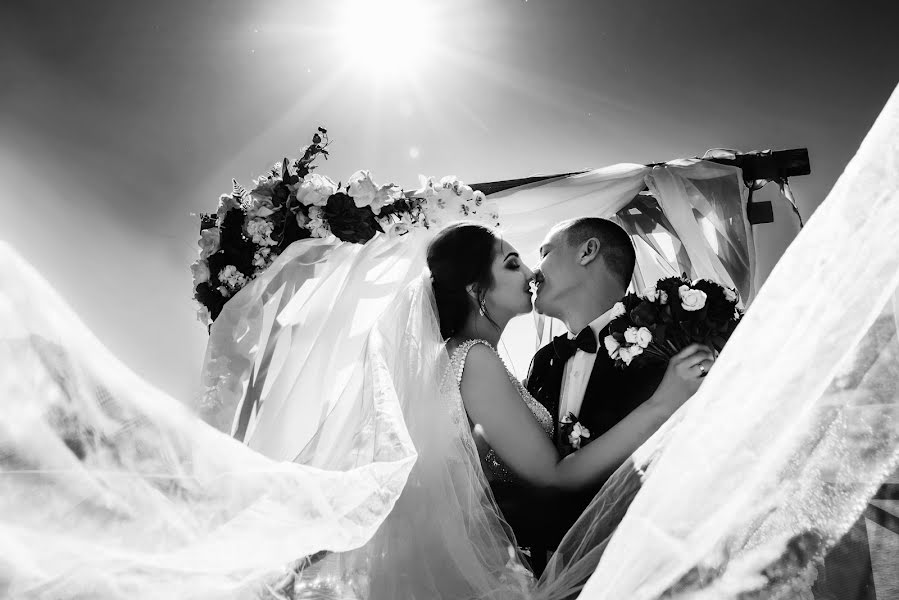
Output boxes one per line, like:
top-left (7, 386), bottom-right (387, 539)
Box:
top-left (533, 226), bottom-right (579, 318)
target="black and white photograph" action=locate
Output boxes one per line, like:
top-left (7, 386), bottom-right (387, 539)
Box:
top-left (1, 1), bottom-right (898, 598)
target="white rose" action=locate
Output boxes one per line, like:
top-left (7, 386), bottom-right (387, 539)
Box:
top-left (198, 227), bottom-right (221, 259)
top-left (610, 302), bottom-right (626, 319)
top-left (679, 285), bottom-right (708, 311)
top-left (624, 327), bottom-right (640, 345)
top-left (458, 184), bottom-right (474, 202)
top-left (295, 173), bottom-right (337, 207)
top-left (603, 335), bottom-right (620, 358)
top-left (724, 286), bottom-right (738, 302)
top-left (347, 170), bottom-right (379, 208)
top-left (617, 346), bottom-right (632, 365)
top-left (472, 190), bottom-right (486, 206)
top-left (635, 327), bottom-right (653, 348)
top-left (372, 183), bottom-right (403, 214)
top-left (190, 260), bottom-right (210, 285)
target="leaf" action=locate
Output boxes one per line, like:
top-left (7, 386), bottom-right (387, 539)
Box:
top-left (231, 178), bottom-right (248, 199)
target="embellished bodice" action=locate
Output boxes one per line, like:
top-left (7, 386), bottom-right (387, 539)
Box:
top-left (447, 339), bottom-right (554, 483)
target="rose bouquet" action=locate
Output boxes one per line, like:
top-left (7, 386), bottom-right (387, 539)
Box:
top-left (191, 128), bottom-right (500, 326)
top-left (603, 275), bottom-right (743, 369)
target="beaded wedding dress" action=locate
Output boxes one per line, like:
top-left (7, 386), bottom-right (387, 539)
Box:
top-left (0, 85), bottom-right (897, 599)
top-left (448, 339), bottom-right (554, 484)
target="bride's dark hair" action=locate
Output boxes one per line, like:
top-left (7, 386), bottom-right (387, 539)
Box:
top-left (426, 223), bottom-right (497, 339)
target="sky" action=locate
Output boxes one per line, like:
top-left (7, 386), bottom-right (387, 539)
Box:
top-left (1, 0), bottom-right (897, 404)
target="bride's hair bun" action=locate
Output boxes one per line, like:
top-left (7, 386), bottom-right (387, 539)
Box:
top-left (426, 223), bottom-right (497, 339)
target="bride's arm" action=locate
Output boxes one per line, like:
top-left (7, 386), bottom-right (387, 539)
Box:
top-left (461, 343), bottom-right (711, 492)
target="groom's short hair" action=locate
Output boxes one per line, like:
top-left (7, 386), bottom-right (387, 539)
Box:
top-left (560, 218), bottom-right (635, 288)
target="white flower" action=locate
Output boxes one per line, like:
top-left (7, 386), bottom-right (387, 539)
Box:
top-left (624, 327), bottom-right (640, 345)
top-left (472, 190), bottom-right (486, 206)
top-left (190, 260), bottom-right (210, 285)
top-left (603, 335), bottom-right (620, 358)
top-left (414, 175), bottom-right (440, 199)
top-left (252, 247), bottom-right (272, 269)
top-left (308, 217), bottom-right (331, 238)
top-left (347, 170), bottom-right (379, 208)
top-left (295, 173), bottom-right (337, 206)
top-left (196, 304), bottom-right (211, 327)
top-left (610, 302), bottom-right (626, 319)
top-left (723, 286), bottom-right (738, 302)
top-left (218, 265), bottom-right (248, 291)
top-left (560, 412), bottom-right (574, 425)
top-left (679, 285), bottom-right (708, 311)
top-left (308, 206), bottom-right (323, 220)
top-left (246, 217), bottom-right (277, 246)
top-left (635, 327), bottom-right (653, 348)
top-left (372, 183), bottom-right (403, 214)
top-left (198, 227), bottom-right (221, 259)
top-left (246, 195), bottom-right (276, 220)
top-left (618, 344), bottom-right (643, 366)
top-left (567, 422), bottom-right (591, 449)
top-left (458, 184), bottom-right (474, 202)
top-left (296, 210), bottom-right (309, 228)
top-left (216, 194), bottom-right (242, 225)
top-left (440, 175), bottom-right (464, 194)
top-left (643, 286), bottom-right (658, 301)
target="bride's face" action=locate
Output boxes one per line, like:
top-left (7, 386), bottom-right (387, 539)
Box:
top-left (483, 239), bottom-right (535, 319)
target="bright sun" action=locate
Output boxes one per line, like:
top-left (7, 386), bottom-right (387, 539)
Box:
top-left (335, 0), bottom-right (437, 79)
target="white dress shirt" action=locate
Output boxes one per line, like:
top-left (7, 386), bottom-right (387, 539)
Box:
top-left (558, 307), bottom-right (617, 421)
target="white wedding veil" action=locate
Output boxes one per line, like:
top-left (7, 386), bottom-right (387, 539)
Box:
top-left (0, 83), bottom-right (897, 599)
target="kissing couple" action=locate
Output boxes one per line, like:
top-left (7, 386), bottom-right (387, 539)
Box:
top-left (431, 217), bottom-right (715, 578)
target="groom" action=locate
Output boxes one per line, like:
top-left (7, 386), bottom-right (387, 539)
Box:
top-left (524, 218), bottom-right (667, 559)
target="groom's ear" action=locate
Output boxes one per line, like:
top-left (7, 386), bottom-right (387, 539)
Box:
top-left (577, 238), bottom-right (601, 266)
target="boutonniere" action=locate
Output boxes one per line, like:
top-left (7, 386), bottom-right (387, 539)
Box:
top-left (560, 412), bottom-right (592, 456)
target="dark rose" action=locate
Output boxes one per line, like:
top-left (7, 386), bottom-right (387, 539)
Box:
top-left (630, 301), bottom-right (659, 327)
top-left (692, 279), bottom-right (735, 322)
top-left (324, 193), bottom-right (383, 244)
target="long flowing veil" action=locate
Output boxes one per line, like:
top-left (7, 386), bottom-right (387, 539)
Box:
top-left (0, 84), bottom-right (897, 599)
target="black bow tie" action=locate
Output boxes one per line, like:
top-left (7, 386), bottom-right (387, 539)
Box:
top-left (553, 328), bottom-right (598, 362)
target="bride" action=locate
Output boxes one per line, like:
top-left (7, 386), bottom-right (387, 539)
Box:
top-left (1, 85), bottom-right (898, 599)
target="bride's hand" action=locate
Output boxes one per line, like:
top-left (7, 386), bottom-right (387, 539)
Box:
top-left (654, 343), bottom-right (715, 410)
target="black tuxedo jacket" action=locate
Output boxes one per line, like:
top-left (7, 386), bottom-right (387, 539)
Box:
top-left (521, 324), bottom-right (666, 548)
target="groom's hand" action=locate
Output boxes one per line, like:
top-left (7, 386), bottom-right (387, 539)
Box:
top-left (655, 344), bottom-right (715, 409)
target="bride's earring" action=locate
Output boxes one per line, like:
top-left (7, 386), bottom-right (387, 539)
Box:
top-left (478, 298), bottom-right (487, 317)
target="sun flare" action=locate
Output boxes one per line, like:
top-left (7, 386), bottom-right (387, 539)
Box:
top-left (335, 0), bottom-right (437, 79)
